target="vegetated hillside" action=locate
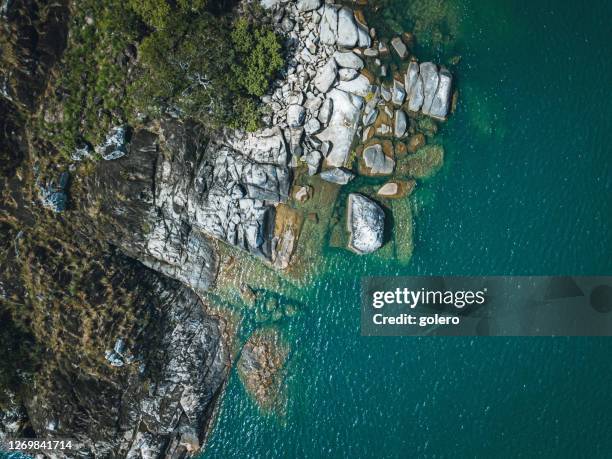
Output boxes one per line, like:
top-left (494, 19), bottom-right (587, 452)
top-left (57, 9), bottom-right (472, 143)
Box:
top-left (0, 0), bottom-right (285, 453)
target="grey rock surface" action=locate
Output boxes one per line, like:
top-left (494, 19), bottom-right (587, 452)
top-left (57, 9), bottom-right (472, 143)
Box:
top-left (97, 125), bottom-right (130, 160)
top-left (337, 7), bottom-right (359, 47)
top-left (391, 37), bottom-right (408, 59)
top-left (313, 58), bottom-right (337, 93)
top-left (320, 167), bottom-right (355, 185)
top-left (297, 0), bottom-right (321, 12)
top-left (317, 89), bottom-right (363, 167)
top-left (333, 51), bottom-right (364, 69)
top-left (339, 68), bottom-right (358, 81)
top-left (363, 144), bottom-right (394, 175)
top-left (336, 74), bottom-right (372, 97)
top-left (319, 4), bottom-right (339, 45)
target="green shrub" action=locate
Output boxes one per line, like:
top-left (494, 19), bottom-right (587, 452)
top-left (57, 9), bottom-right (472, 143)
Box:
top-left (127, 0), bottom-right (208, 29)
top-left (231, 19), bottom-right (284, 97)
top-left (129, 13), bottom-right (237, 128)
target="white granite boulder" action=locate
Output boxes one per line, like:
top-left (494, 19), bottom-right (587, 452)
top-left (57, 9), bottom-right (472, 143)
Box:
top-left (320, 5), bottom-right (339, 45)
top-left (333, 51), bottom-right (364, 70)
top-left (428, 67), bottom-right (453, 120)
top-left (320, 167), bottom-right (355, 185)
top-left (317, 89), bottom-right (363, 167)
top-left (297, 0), bottom-right (321, 12)
top-left (337, 7), bottom-right (359, 47)
top-left (336, 74), bottom-right (372, 97)
top-left (314, 58), bottom-right (338, 93)
top-left (347, 193), bottom-right (385, 254)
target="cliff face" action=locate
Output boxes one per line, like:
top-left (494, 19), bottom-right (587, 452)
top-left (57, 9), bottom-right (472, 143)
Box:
top-left (0, 2), bottom-right (234, 456)
top-left (22, 268), bottom-right (232, 458)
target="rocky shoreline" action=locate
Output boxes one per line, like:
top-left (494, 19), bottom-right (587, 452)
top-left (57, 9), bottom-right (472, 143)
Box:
top-left (88, 0), bottom-right (455, 281)
top-left (0, 0), bottom-right (455, 456)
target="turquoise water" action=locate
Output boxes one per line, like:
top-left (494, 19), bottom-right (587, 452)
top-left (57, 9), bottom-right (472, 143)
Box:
top-left (202, 0), bottom-right (612, 457)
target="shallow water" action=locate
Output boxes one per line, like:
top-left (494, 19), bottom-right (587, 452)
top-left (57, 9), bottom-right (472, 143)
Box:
top-left (201, 0), bottom-right (612, 456)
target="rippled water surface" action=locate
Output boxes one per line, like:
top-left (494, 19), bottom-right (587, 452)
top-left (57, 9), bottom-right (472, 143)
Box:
top-left (202, 0), bottom-right (612, 456)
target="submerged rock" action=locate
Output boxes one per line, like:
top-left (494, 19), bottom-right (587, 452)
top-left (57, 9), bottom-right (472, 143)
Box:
top-left (394, 110), bottom-right (407, 137)
top-left (347, 193), bottom-right (385, 254)
top-left (377, 182), bottom-right (398, 197)
top-left (237, 329), bottom-right (288, 413)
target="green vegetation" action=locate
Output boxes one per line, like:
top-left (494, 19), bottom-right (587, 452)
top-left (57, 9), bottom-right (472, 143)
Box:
top-left (45, 0), bottom-right (285, 158)
top-left (231, 18), bottom-right (284, 97)
top-left (128, 12), bottom-right (237, 129)
top-left (127, 0), bottom-right (208, 30)
top-left (130, 14), bottom-right (283, 131)
top-left (42, 0), bottom-right (142, 157)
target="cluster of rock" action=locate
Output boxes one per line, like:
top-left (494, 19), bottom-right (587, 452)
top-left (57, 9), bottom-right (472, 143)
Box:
top-left (261, 0), bottom-right (371, 179)
top-left (256, 1), bottom-right (453, 256)
top-left (82, 1), bottom-right (453, 265)
top-left (104, 338), bottom-right (136, 368)
top-left (96, 125), bottom-right (130, 160)
top-left (404, 61), bottom-right (453, 120)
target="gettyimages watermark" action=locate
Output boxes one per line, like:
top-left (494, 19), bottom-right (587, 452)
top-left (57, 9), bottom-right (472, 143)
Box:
top-left (361, 276), bottom-right (612, 336)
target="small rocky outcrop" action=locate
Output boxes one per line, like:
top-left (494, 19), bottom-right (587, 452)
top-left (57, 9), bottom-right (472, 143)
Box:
top-left (237, 328), bottom-right (288, 413)
top-left (363, 144), bottom-right (395, 175)
top-left (405, 60), bottom-right (453, 120)
top-left (347, 193), bottom-right (385, 254)
top-left (38, 171), bottom-right (69, 213)
top-left (96, 125), bottom-right (131, 160)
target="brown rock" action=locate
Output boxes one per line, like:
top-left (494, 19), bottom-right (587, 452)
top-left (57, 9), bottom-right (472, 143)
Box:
top-left (407, 133), bottom-right (426, 153)
top-left (237, 329), bottom-right (288, 413)
top-left (395, 142), bottom-right (409, 158)
top-left (402, 32), bottom-right (415, 49)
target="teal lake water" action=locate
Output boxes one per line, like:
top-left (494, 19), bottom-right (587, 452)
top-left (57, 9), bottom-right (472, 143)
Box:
top-left (202, 0), bottom-right (612, 457)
